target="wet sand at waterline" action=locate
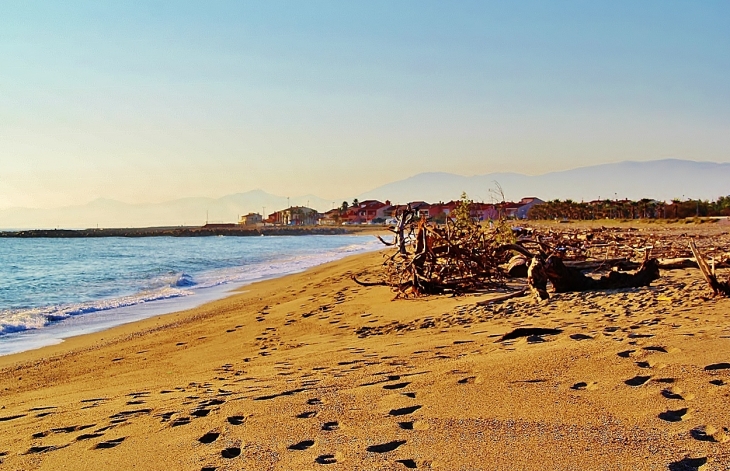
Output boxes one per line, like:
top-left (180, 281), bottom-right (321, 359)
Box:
top-left (1, 240), bottom-right (729, 470)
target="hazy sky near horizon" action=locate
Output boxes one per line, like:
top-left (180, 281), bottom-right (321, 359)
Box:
top-left (1, 1), bottom-right (729, 208)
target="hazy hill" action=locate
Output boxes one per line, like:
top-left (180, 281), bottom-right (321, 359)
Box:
top-left (2, 160), bottom-right (728, 229)
top-left (0, 190), bottom-right (332, 230)
top-left (358, 159), bottom-right (730, 204)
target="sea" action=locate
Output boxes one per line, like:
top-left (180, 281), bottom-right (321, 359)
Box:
top-left (0, 234), bottom-right (381, 356)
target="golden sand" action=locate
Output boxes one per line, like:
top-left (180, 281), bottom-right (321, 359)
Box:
top-left (0, 246), bottom-right (729, 470)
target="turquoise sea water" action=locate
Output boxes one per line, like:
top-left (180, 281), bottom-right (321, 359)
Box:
top-left (0, 235), bottom-right (380, 354)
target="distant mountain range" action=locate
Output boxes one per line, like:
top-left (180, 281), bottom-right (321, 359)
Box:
top-left (1, 159), bottom-right (728, 229)
top-left (0, 190), bottom-right (332, 230)
top-left (357, 159), bottom-right (730, 204)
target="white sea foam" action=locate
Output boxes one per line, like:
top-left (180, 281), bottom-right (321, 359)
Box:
top-left (0, 287), bottom-right (193, 336)
top-left (0, 236), bottom-right (380, 337)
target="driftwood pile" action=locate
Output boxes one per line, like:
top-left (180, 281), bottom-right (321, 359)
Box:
top-left (357, 207), bottom-right (730, 301)
top-left (517, 225), bottom-right (730, 263)
top-left (354, 206), bottom-right (505, 296)
top-left (496, 238), bottom-right (660, 301)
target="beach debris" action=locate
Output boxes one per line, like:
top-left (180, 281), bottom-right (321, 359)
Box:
top-left (689, 240), bottom-right (730, 297)
top-left (358, 199), bottom-right (730, 300)
top-left (357, 204), bottom-right (667, 298)
top-left (499, 225), bottom-right (670, 298)
top-left (356, 202), bottom-right (507, 296)
top-left (537, 254), bottom-right (660, 293)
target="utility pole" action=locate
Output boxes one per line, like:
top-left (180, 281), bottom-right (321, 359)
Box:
top-left (287, 196), bottom-right (290, 208)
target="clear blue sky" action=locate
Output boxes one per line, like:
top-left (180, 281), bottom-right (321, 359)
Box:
top-left (1, 1), bottom-right (728, 208)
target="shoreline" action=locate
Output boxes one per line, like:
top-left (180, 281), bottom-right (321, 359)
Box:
top-left (0, 235), bottom-right (385, 357)
top-left (0, 225), bottom-right (386, 238)
top-left (0, 249), bottom-right (388, 371)
top-left (1, 247), bottom-right (729, 469)
top-left (0, 282), bottom-right (240, 357)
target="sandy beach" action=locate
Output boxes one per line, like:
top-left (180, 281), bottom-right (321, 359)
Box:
top-left (1, 232), bottom-right (729, 470)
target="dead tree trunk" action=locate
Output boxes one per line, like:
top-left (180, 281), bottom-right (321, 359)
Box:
top-left (527, 256), bottom-right (549, 300)
top-left (544, 255), bottom-right (660, 293)
top-left (689, 240), bottom-right (730, 297)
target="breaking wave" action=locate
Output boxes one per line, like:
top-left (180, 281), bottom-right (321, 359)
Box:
top-left (0, 235), bottom-right (380, 337)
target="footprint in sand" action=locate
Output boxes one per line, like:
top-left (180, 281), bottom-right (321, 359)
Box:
top-left (227, 416), bottom-right (245, 425)
top-left (288, 440), bottom-right (315, 450)
top-left (0, 414), bottom-right (26, 422)
top-left (628, 333), bottom-right (654, 339)
top-left (170, 417), bottom-right (191, 427)
top-left (94, 437), bottom-right (125, 449)
top-left (389, 406), bottom-right (422, 417)
top-left (625, 375), bottom-right (652, 386)
top-left (109, 409), bottom-right (152, 421)
top-left (636, 360), bottom-right (667, 370)
top-left (690, 425), bottom-right (730, 443)
top-left (58, 424), bottom-right (96, 434)
top-left (497, 328), bottom-right (562, 342)
top-left (198, 432), bottom-right (220, 444)
top-left (396, 459), bottom-right (418, 469)
top-left (398, 420), bottom-right (429, 430)
top-left (658, 408), bottom-right (691, 422)
top-left (667, 456), bottom-right (707, 471)
top-left (570, 333), bottom-right (594, 341)
top-left (661, 387), bottom-right (694, 401)
top-left (199, 398), bottom-right (225, 407)
top-left (366, 440), bottom-right (406, 453)
top-left (25, 445), bottom-right (63, 454)
top-left (322, 421), bottom-right (339, 431)
top-left (384, 382), bottom-right (411, 390)
top-left (315, 454), bottom-right (338, 464)
top-left (458, 376), bottom-right (482, 385)
top-left (221, 447), bottom-right (241, 459)
top-left (571, 381), bottom-right (598, 391)
top-left (704, 362), bottom-right (730, 371)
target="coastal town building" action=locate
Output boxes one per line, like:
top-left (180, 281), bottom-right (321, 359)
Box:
top-left (318, 208), bottom-right (343, 225)
top-left (514, 197), bottom-right (544, 219)
top-left (263, 196), bottom-right (543, 227)
top-left (267, 206), bottom-right (320, 226)
top-left (238, 212), bottom-right (263, 226)
top-left (346, 200), bottom-right (392, 224)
